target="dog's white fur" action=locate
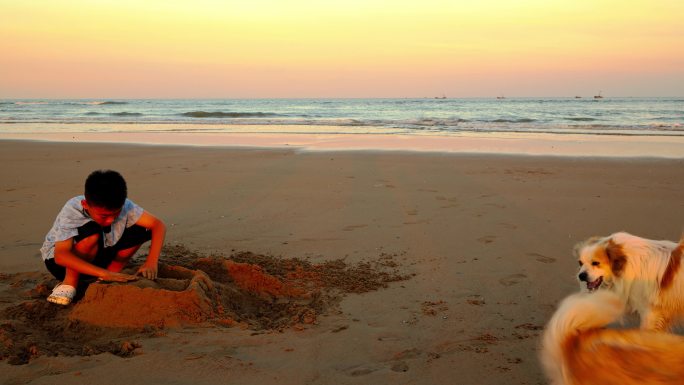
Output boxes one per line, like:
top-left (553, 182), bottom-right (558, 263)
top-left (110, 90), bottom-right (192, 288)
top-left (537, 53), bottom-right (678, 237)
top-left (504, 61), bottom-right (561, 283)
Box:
top-left (575, 232), bottom-right (684, 331)
top-left (541, 291), bottom-right (684, 385)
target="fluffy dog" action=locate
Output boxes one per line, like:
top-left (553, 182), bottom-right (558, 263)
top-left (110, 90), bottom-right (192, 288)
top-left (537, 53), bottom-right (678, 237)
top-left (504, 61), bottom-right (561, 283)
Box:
top-left (541, 291), bottom-right (684, 385)
top-left (575, 232), bottom-right (684, 331)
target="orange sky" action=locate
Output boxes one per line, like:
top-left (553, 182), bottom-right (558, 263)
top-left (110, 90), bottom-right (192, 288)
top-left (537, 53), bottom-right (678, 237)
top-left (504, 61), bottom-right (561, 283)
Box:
top-left (1, 0), bottom-right (682, 98)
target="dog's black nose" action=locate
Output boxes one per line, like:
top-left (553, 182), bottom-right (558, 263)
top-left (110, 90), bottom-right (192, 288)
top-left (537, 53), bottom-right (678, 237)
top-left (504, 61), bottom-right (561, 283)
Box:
top-left (578, 272), bottom-right (588, 282)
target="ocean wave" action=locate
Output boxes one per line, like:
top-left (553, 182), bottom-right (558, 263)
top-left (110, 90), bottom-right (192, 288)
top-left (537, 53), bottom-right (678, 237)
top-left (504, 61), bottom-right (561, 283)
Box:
top-left (110, 112), bottom-right (143, 116)
top-left (648, 122), bottom-right (682, 129)
top-left (565, 117), bottom-right (598, 122)
top-left (181, 111), bottom-right (281, 118)
top-left (646, 99), bottom-right (684, 103)
top-left (652, 116), bottom-right (683, 121)
top-left (85, 112), bottom-right (102, 115)
top-left (489, 118), bottom-right (536, 123)
top-left (99, 101), bottom-right (129, 105)
top-left (402, 118), bottom-right (469, 126)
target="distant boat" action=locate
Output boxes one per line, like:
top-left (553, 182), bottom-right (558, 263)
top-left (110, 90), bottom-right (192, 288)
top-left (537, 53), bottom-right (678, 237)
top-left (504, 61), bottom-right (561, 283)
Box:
top-left (594, 91), bottom-right (603, 99)
top-left (575, 96), bottom-right (582, 99)
top-left (434, 95), bottom-right (447, 99)
top-left (496, 95), bottom-right (506, 100)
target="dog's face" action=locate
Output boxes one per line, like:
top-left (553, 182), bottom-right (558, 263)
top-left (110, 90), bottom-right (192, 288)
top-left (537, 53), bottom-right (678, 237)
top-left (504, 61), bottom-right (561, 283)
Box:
top-left (575, 236), bottom-right (627, 292)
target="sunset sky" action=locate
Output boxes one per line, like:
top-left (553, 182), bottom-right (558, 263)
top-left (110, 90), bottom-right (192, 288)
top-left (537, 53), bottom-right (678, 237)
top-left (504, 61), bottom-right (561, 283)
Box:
top-left (1, 0), bottom-right (682, 98)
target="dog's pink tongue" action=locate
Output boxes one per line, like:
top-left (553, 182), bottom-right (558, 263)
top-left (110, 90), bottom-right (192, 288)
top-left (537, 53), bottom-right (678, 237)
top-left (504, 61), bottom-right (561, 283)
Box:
top-left (587, 277), bottom-right (603, 291)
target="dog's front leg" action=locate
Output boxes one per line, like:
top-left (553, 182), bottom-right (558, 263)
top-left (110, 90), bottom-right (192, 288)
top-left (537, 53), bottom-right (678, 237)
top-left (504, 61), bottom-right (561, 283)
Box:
top-left (641, 309), bottom-right (671, 331)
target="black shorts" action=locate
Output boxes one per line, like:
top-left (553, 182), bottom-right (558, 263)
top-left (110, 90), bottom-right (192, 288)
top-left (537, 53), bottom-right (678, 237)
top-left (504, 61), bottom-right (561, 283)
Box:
top-left (44, 222), bottom-right (152, 281)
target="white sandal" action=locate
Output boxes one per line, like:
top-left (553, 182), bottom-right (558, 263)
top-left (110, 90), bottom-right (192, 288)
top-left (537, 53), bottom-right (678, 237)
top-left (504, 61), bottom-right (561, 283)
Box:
top-left (47, 284), bottom-right (76, 305)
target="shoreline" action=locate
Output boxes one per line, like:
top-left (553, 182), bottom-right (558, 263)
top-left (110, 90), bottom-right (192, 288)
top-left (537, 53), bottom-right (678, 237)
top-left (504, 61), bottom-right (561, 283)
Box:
top-left (2, 130), bottom-right (684, 158)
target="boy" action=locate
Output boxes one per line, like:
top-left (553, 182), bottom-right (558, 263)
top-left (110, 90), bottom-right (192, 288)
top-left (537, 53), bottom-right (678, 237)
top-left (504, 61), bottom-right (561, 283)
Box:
top-left (40, 170), bottom-right (166, 305)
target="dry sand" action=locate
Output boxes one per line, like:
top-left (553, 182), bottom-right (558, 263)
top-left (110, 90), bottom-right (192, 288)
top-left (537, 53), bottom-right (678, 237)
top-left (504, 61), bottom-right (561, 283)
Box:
top-left (1, 140), bottom-right (683, 385)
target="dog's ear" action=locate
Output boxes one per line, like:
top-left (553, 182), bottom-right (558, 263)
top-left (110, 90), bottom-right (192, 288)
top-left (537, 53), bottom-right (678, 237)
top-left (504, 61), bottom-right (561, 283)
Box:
top-left (606, 239), bottom-right (627, 276)
top-left (573, 236), bottom-right (602, 259)
top-left (572, 242), bottom-right (583, 259)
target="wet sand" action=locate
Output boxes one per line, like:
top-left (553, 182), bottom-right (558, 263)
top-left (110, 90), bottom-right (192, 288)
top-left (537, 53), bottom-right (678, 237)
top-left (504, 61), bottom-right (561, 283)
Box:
top-left (1, 139), bottom-right (683, 384)
top-left (2, 130), bottom-right (684, 157)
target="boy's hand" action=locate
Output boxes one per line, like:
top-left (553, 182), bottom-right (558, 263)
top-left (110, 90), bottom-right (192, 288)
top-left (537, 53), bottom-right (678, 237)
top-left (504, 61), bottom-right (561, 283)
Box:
top-left (137, 262), bottom-right (158, 280)
top-left (100, 271), bottom-right (138, 282)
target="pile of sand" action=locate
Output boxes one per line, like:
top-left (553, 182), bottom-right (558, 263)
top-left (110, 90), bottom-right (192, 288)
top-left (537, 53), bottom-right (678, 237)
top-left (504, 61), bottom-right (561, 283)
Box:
top-left (0, 245), bottom-right (410, 365)
top-left (68, 264), bottom-right (219, 329)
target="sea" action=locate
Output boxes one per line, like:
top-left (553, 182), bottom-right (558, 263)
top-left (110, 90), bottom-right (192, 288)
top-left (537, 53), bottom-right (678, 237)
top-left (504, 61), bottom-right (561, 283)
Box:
top-left (0, 97), bottom-right (682, 137)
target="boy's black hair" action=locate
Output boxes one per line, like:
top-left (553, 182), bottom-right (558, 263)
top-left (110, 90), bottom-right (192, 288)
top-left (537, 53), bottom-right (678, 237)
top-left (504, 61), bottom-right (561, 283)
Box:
top-left (84, 170), bottom-right (127, 209)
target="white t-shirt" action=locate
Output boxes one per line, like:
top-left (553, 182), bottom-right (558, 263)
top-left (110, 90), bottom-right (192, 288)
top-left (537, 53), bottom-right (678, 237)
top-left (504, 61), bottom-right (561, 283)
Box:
top-left (40, 196), bottom-right (144, 261)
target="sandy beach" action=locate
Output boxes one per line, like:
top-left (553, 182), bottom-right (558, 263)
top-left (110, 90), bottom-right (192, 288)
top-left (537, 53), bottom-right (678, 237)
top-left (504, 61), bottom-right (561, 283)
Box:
top-left (1, 139), bottom-right (683, 385)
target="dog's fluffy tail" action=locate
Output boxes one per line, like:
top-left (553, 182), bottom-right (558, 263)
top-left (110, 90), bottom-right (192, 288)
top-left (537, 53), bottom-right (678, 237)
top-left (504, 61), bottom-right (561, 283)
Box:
top-left (540, 291), bottom-right (625, 385)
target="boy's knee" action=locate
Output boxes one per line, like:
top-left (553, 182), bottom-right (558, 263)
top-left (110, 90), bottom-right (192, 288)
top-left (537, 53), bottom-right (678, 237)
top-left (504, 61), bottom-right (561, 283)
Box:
top-left (74, 233), bottom-right (100, 259)
top-left (114, 244), bottom-right (142, 262)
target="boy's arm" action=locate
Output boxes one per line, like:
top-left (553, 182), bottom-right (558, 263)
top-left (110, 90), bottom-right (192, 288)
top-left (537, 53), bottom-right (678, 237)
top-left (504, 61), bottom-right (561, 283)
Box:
top-left (54, 239), bottom-right (137, 282)
top-left (133, 210), bottom-right (166, 280)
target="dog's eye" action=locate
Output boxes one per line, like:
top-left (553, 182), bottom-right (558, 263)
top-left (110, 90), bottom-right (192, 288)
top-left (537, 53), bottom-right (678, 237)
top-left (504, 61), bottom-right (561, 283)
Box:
top-left (592, 261), bottom-right (600, 266)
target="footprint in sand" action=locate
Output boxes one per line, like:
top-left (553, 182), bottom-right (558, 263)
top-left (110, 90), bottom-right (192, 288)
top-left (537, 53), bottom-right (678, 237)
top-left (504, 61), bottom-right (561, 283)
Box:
top-left (499, 274), bottom-right (527, 286)
top-left (467, 295), bottom-right (485, 306)
top-left (343, 348), bottom-right (421, 376)
top-left (343, 363), bottom-right (383, 376)
top-left (440, 204), bottom-right (459, 209)
top-left (440, 197), bottom-right (459, 209)
top-left (527, 252), bottom-right (556, 263)
top-left (343, 224), bottom-right (368, 231)
top-left (477, 235), bottom-right (496, 244)
top-left (377, 334), bottom-right (405, 342)
top-left (393, 348), bottom-right (422, 360)
top-left (373, 180), bottom-right (395, 188)
top-left (497, 222), bottom-right (517, 230)
top-left (403, 219), bottom-right (430, 225)
top-left (388, 348), bottom-right (422, 372)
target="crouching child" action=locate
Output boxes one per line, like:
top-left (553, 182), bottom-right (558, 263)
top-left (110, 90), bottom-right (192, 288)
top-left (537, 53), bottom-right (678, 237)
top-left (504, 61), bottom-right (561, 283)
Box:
top-left (40, 169), bottom-right (166, 305)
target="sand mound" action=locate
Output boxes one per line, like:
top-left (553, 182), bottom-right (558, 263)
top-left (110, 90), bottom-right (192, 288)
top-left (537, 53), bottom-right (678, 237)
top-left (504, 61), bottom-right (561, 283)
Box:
top-left (0, 246), bottom-right (410, 365)
top-left (69, 265), bottom-right (219, 328)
